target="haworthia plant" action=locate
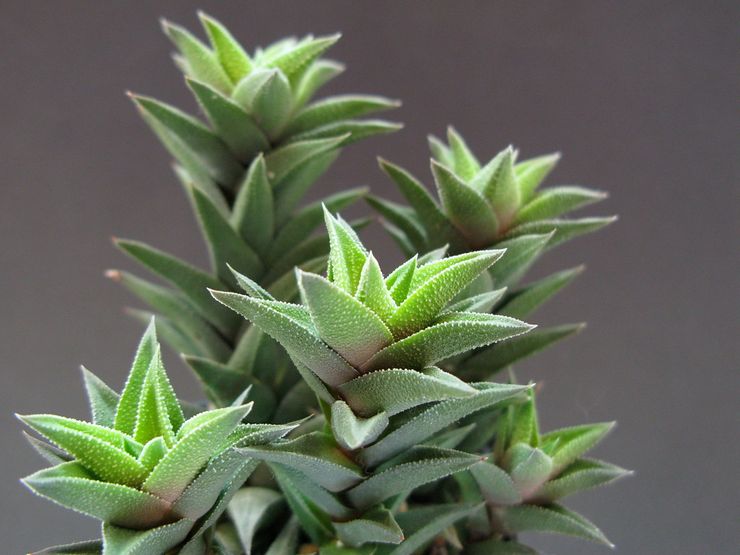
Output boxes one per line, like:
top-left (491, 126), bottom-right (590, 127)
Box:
top-left (18, 11), bottom-right (628, 555)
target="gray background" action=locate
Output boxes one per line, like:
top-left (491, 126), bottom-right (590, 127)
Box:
top-left (1, 1), bottom-right (737, 553)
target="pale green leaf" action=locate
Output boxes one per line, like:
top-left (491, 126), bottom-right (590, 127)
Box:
top-left (500, 503), bottom-right (612, 546)
top-left (487, 233), bottom-right (553, 287)
top-left (516, 186), bottom-right (607, 223)
top-left (541, 422), bottom-right (616, 473)
top-left (335, 507), bottom-right (403, 547)
top-left (80, 367), bottom-right (119, 428)
top-left (199, 13), bottom-right (252, 82)
top-left (331, 401), bottom-right (389, 451)
top-left (268, 34), bottom-right (340, 80)
top-left (536, 458), bottom-right (631, 501)
top-left (286, 95), bottom-right (400, 136)
top-left (231, 155), bottom-right (274, 255)
top-left (499, 266), bottom-right (583, 319)
top-left (515, 152), bottom-right (560, 202)
top-left (232, 68), bottom-right (293, 136)
top-left (505, 216), bottom-right (617, 248)
top-left (227, 487), bottom-right (284, 553)
top-left (102, 519), bottom-right (193, 555)
top-left (470, 461), bottom-right (521, 505)
top-left (265, 135), bottom-right (347, 186)
top-left (355, 253), bottom-right (397, 322)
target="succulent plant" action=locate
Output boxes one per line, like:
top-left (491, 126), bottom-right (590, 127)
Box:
top-left (18, 11), bottom-right (628, 555)
top-left (20, 321), bottom-right (297, 554)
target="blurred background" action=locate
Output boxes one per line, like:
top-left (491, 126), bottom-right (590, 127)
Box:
top-left (1, 1), bottom-right (737, 553)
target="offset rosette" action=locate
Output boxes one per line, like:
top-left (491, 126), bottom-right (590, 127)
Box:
top-left (211, 209), bottom-right (533, 551)
top-left (20, 322), bottom-right (294, 555)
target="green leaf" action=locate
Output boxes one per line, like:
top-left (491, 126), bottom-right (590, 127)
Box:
top-left (500, 503), bottom-right (612, 546)
top-left (431, 160), bottom-right (498, 245)
top-left (385, 255), bottom-right (417, 304)
top-left (272, 464), bottom-right (352, 519)
top-left (487, 233), bottom-right (553, 287)
top-left (540, 422), bottom-right (616, 473)
top-left (331, 401), bottom-right (389, 451)
top-left (23, 432), bottom-right (71, 465)
top-left (272, 467), bottom-right (335, 544)
top-left (143, 405), bottom-right (250, 501)
top-left (227, 487), bottom-right (284, 553)
top-left (231, 155), bottom-right (274, 256)
top-left (444, 288), bottom-right (507, 314)
top-left (470, 461), bottom-right (521, 505)
top-left (265, 517), bottom-right (300, 555)
top-left (268, 34), bottom-right (340, 80)
top-left (324, 207), bottom-right (368, 294)
top-left (499, 266), bottom-right (583, 319)
top-left (138, 437), bottom-right (168, 471)
top-left (132, 94), bottom-right (242, 186)
top-left (162, 19), bottom-right (232, 93)
top-left (473, 147), bottom-right (520, 226)
top-left (376, 503), bottom-right (480, 555)
top-left (447, 127), bottom-right (480, 180)
top-left (115, 239), bottom-right (238, 336)
top-left (361, 383), bottom-right (529, 467)
top-left (20, 416), bottom-right (148, 488)
top-left (363, 313), bottom-right (533, 372)
top-left (378, 158), bottom-right (461, 248)
top-left (265, 135), bottom-right (347, 186)
top-left (299, 271), bottom-right (393, 366)
top-left (211, 291), bottom-right (358, 386)
top-left (102, 519), bottom-right (193, 555)
top-left (289, 119), bottom-right (402, 144)
top-left (387, 250), bottom-right (504, 338)
top-left (506, 444), bottom-right (553, 497)
top-left (335, 507), bottom-right (404, 547)
top-left (461, 324), bottom-right (584, 378)
top-left (505, 216), bottom-right (617, 248)
top-left (294, 60), bottom-right (345, 108)
top-left (199, 12), bottom-right (252, 82)
top-left (31, 539), bottom-right (103, 555)
top-left (338, 367), bottom-right (476, 418)
top-left (80, 367), bottom-right (119, 428)
top-left (188, 183), bottom-right (264, 285)
top-left (428, 134), bottom-right (453, 166)
top-left (286, 94), bottom-right (399, 136)
top-left (239, 432), bottom-right (364, 492)
top-left (232, 68), bottom-right (293, 136)
top-left (23, 462), bottom-right (170, 528)
top-left (355, 253), bottom-right (397, 322)
top-left (186, 78), bottom-right (268, 161)
top-left (515, 152), bottom-right (560, 202)
top-left (516, 186), bottom-right (607, 223)
top-left (536, 458), bottom-right (631, 501)
top-left (348, 446), bottom-right (480, 509)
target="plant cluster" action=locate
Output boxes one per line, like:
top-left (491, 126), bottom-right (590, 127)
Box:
top-left (19, 13), bottom-right (628, 555)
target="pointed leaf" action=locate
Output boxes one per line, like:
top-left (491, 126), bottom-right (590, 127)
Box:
top-left (227, 487), bottom-right (284, 553)
top-left (541, 422), bottom-right (616, 473)
top-left (366, 195), bottom-right (426, 252)
top-left (355, 253), bottom-right (397, 322)
top-left (199, 13), bottom-right (252, 82)
top-left (446, 127), bottom-right (480, 180)
top-left (268, 34), bottom-right (340, 80)
top-left (294, 59), bottom-right (345, 108)
top-left (324, 207), bottom-right (368, 293)
top-left (516, 186), bottom-right (607, 223)
top-left (335, 507), bottom-right (403, 547)
top-left (265, 135), bottom-right (347, 186)
top-left (114, 320), bottom-right (158, 434)
top-left (231, 155), bottom-right (274, 255)
top-left (23, 432), bottom-right (71, 465)
top-left (500, 503), bottom-right (612, 546)
top-left (487, 233), bottom-right (552, 287)
top-left (80, 367), bottom-right (119, 428)
top-left (102, 519), bottom-right (193, 555)
top-left (499, 266), bottom-right (583, 319)
top-left (470, 461), bottom-right (521, 505)
top-left (515, 153), bottom-right (560, 201)
top-left (286, 95), bottom-right (400, 136)
top-left (232, 68), bottom-right (293, 136)
top-left (331, 401), bottom-right (389, 451)
top-left (537, 458), bottom-right (631, 501)
top-left (474, 147), bottom-right (520, 226)
top-left (505, 217), bottom-right (617, 248)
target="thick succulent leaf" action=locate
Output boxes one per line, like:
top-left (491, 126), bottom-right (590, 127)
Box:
top-left (516, 186), bottom-right (607, 223)
top-left (446, 127), bottom-right (480, 180)
top-left (20, 415), bottom-right (148, 488)
top-left (335, 507), bottom-right (404, 547)
top-left (211, 291), bottom-right (358, 386)
top-left (228, 487), bottom-right (284, 554)
top-left (294, 59), bottom-right (345, 108)
top-left (23, 462), bottom-right (170, 528)
top-left (385, 255), bottom-right (417, 304)
top-left (444, 288), bottom-right (507, 314)
top-left (499, 266), bottom-right (583, 319)
top-left (299, 271), bottom-right (393, 366)
top-left (378, 158), bottom-right (462, 247)
top-left (162, 19), bottom-right (231, 92)
top-left (265, 517), bottom-right (300, 555)
top-left (417, 244), bottom-right (449, 265)
top-left (338, 367), bottom-right (476, 418)
top-left (102, 518), bottom-right (193, 555)
top-left (265, 134), bottom-right (347, 186)
top-left (133, 95), bottom-right (242, 186)
top-left (113, 320), bottom-right (158, 434)
top-left (108, 270), bottom-right (230, 360)
top-left (115, 239), bottom-right (238, 336)
top-left (231, 155), bottom-right (274, 256)
top-left (376, 502), bottom-right (480, 555)
top-left (505, 217), bottom-right (617, 248)
top-left (324, 207), bottom-right (368, 294)
top-left (461, 324), bottom-right (584, 378)
top-left (80, 367), bottom-right (119, 428)
top-left (290, 119), bottom-right (402, 144)
top-left (428, 134), bottom-right (453, 166)
top-left (239, 432), bottom-right (364, 492)
top-left (387, 250), bottom-right (504, 338)
top-left (132, 353), bottom-right (177, 447)
top-left (31, 539), bottom-right (103, 555)
top-left (540, 422), bottom-right (616, 473)
top-left (188, 183), bottom-right (264, 285)
top-left (331, 401), bottom-right (389, 450)
top-left (474, 147), bottom-right (520, 226)
top-left (272, 464), bottom-right (352, 519)
top-left (365, 195), bottom-right (426, 251)
top-left (137, 437), bottom-right (167, 471)
top-left (272, 466), bottom-right (335, 544)
top-left (500, 503), bottom-right (612, 546)
top-left (348, 446), bottom-right (481, 509)
top-left (143, 405), bottom-right (250, 501)
top-left (515, 153), bottom-right (560, 202)
top-left (268, 34), bottom-right (340, 80)
top-left (186, 78), bottom-right (268, 161)
top-left (355, 253), bottom-right (397, 322)
top-left (233, 68), bottom-right (293, 136)
top-left (274, 150), bottom-right (340, 225)
top-left (361, 383), bottom-right (528, 467)
top-left (268, 187), bottom-right (367, 264)
top-left (431, 160), bottom-right (498, 245)
top-left (536, 458), bottom-right (631, 501)
top-left (363, 313), bottom-right (533, 372)
top-left (487, 233), bottom-right (552, 288)
top-left (286, 95), bottom-right (399, 136)
top-left (199, 13), bottom-right (252, 82)
top-left (470, 461), bottom-right (521, 505)
top-left (507, 444), bottom-right (553, 497)
top-left (23, 432), bottom-right (72, 465)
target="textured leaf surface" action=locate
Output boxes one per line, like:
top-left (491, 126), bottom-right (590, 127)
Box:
top-left (501, 503), bottom-right (612, 546)
top-left (81, 368), bottom-right (119, 428)
top-left (228, 487), bottom-right (284, 554)
top-left (334, 507), bottom-right (403, 546)
top-left (102, 518), bottom-right (193, 555)
top-left (330, 401), bottom-right (389, 450)
top-left (470, 461), bottom-right (521, 505)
